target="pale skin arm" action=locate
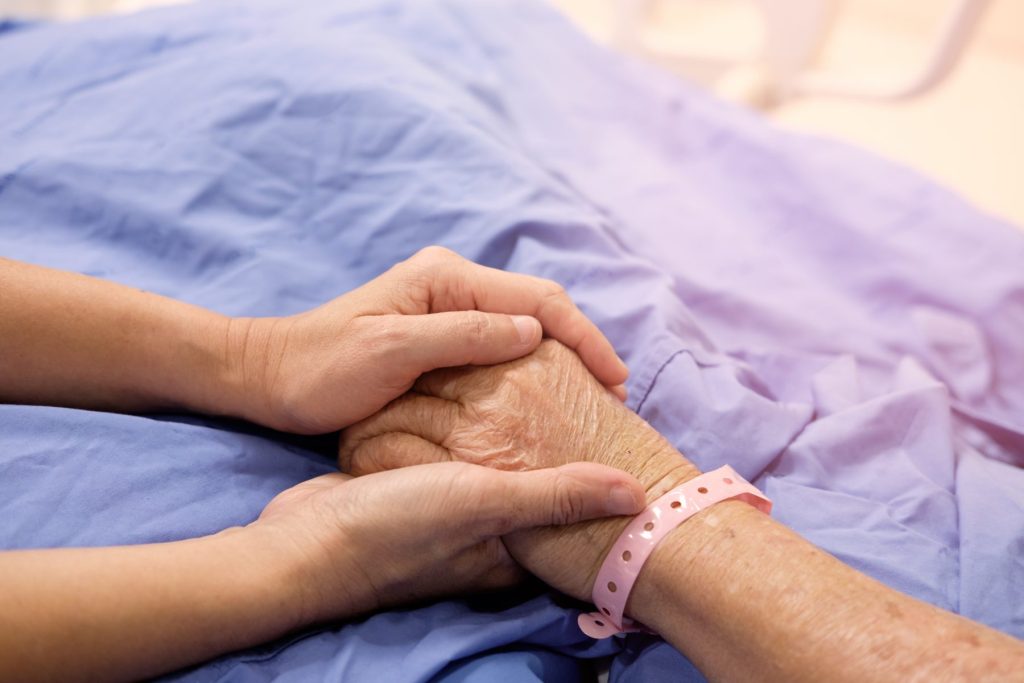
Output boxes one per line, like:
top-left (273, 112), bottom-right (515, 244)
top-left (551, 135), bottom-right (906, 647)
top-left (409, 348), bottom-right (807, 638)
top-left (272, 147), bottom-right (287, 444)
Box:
top-left (0, 252), bottom-right (637, 679)
top-left (0, 529), bottom-right (305, 682)
top-left (341, 340), bottom-right (1024, 683)
top-left (0, 248), bottom-right (627, 432)
top-left (0, 257), bottom-right (232, 416)
top-left (0, 462), bottom-right (646, 682)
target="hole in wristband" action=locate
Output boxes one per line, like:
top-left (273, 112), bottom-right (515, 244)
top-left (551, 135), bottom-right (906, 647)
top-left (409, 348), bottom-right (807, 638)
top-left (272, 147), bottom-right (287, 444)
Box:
top-left (698, 487), bottom-right (708, 494)
top-left (643, 521), bottom-right (655, 531)
top-left (723, 477), bottom-right (734, 485)
top-left (670, 501), bottom-right (681, 509)
top-left (608, 581), bottom-right (618, 593)
top-left (622, 550), bottom-right (632, 562)
top-left (602, 607), bottom-right (611, 616)
top-left (595, 620), bottom-right (605, 627)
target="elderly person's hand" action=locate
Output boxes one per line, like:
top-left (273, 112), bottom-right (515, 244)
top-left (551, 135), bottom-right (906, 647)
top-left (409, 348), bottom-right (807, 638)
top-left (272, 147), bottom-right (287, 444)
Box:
top-left (338, 343), bottom-right (1024, 683)
top-left (338, 340), bottom-right (697, 600)
top-left (225, 247), bottom-right (628, 433)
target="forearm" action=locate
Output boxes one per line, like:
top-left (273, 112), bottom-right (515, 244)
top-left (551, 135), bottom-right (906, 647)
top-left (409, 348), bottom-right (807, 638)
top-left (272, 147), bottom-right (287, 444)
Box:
top-left (0, 528), bottom-right (310, 682)
top-left (342, 338), bottom-right (1024, 678)
top-left (0, 258), bottom-right (238, 415)
top-left (629, 496), bottom-right (1024, 682)
top-left (594, 414), bottom-right (1024, 680)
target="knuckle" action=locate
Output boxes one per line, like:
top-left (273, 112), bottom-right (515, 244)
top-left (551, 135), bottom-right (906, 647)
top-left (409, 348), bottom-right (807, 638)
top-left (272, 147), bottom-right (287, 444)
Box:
top-left (346, 315), bottom-right (375, 340)
top-left (536, 337), bottom-right (565, 357)
top-left (481, 511), bottom-right (514, 538)
top-left (351, 436), bottom-right (395, 476)
top-left (540, 280), bottom-right (570, 306)
top-left (337, 423), bottom-right (375, 472)
top-left (552, 475), bottom-right (586, 525)
top-left (542, 279), bottom-right (567, 296)
top-left (531, 338), bottom-right (575, 368)
top-left (458, 311), bottom-right (493, 343)
top-left (364, 317), bottom-right (406, 352)
top-left (338, 415), bottom-right (399, 474)
top-left (391, 246), bottom-right (458, 286)
top-left (450, 407), bottom-right (530, 471)
top-left (336, 434), bottom-right (365, 474)
top-left (336, 439), bottom-right (353, 472)
top-left (480, 475), bottom-right (523, 536)
top-left (413, 245), bottom-right (459, 266)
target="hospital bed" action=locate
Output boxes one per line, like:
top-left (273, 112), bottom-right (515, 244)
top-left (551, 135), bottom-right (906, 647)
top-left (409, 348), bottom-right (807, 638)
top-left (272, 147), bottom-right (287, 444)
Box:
top-left (1, 0), bottom-right (1022, 680)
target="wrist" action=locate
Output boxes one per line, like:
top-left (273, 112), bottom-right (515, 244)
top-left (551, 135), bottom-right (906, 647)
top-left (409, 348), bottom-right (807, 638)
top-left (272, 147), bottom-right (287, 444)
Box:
top-left (576, 426), bottom-right (702, 597)
top-left (177, 311), bottom-right (239, 415)
top-left (204, 525), bottom-right (313, 635)
top-left (128, 298), bottom-right (250, 420)
top-left (219, 315), bottom-right (295, 430)
top-left (611, 435), bottom-right (703, 510)
top-left (243, 516), bottom-right (377, 626)
top-left (600, 409), bottom-right (702, 502)
top-left (626, 498), bottom-right (762, 632)
top-left (109, 294), bottom-right (239, 417)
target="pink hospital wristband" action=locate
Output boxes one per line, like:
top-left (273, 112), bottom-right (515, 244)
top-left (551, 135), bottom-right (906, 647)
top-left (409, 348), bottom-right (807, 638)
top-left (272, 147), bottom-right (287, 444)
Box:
top-left (578, 465), bottom-right (772, 639)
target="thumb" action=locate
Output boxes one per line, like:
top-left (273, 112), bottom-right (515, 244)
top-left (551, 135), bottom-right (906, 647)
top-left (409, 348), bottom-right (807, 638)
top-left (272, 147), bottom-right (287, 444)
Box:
top-left (485, 463), bottom-right (645, 534)
top-left (378, 311), bottom-right (542, 374)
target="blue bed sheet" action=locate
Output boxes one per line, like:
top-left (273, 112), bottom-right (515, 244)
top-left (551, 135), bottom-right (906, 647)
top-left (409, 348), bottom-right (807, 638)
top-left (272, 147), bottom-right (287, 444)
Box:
top-left (1, 0), bottom-right (1022, 680)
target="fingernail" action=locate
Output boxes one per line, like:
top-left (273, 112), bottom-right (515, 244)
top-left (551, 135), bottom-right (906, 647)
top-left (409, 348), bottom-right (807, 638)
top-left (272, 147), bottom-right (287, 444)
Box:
top-left (608, 485), bottom-right (642, 515)
top-left (511, 315), bottom-right (539, 344)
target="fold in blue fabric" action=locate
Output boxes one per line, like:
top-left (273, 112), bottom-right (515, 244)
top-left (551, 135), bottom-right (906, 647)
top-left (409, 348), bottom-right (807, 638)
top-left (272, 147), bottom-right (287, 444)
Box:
top-left (1, 0), bottom-right (1022, 681)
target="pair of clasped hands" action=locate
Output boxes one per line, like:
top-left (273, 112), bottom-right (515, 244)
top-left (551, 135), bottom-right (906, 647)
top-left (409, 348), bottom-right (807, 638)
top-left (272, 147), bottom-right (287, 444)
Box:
top-left (244, 246), bottom-right (692, 620)
top-left (7, 249), bottom-right (1022, 682)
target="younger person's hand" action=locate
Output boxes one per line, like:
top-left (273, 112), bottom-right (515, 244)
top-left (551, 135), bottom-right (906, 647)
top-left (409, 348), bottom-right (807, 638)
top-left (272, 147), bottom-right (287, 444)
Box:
top-left (223, 247), bottom-right (627, 434)
top-left (251, 460), bottom-right (644, 620)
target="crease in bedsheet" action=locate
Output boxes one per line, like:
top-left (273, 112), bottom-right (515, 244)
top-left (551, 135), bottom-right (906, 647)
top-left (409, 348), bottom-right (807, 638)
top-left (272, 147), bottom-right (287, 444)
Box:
top-left (1, 1), bottom-right (1022, 682)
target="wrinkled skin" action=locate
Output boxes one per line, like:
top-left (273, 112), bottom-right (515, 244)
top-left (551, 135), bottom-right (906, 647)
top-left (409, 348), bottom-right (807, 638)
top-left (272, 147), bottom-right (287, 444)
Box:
top-left (339, 340), bottom-right (698, 600)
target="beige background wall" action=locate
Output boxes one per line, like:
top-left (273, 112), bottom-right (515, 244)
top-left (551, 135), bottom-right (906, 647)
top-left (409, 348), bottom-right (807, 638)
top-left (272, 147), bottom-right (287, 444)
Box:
top-left (553, 0), bottom-right (1024, 230)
